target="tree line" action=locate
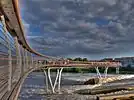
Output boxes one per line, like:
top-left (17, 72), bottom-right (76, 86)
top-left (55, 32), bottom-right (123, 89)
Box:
top-left (67, 57), bottom-right (88, 61)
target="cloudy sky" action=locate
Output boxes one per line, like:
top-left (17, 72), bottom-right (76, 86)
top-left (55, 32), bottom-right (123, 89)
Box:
top-left (19, 0), bottom-right (134, 60)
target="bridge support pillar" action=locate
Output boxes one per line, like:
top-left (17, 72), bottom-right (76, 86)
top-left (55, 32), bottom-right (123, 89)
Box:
top-left (48, 68), bottom-right (59, 93)
top-left (58, 68), bottom-right (63, 93)
top-left (104, 67), bottom-right (108, 78)
top-left (43, 68), bottom-right (63, 94)
top-left (95, 67), bottom-right (109, 84)
top-left (43, 69), bottom-right (49, 92)
top-left (95, 67), bottom-right (102, 79)
top-left (1, 15), bottom-right (12, 91)
top-left (116, 67), bottom-right (119, 74)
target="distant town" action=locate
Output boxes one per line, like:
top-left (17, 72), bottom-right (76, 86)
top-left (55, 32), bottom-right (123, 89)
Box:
top-left (102, 57), bottom-right (134, 68)
top-left (67, 57), bottom-right (134, 68)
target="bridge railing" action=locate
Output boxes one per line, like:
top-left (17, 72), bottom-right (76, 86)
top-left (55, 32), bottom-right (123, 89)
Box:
top-left (0, 15), bottom-right (40, 99)
top-left (68, 61), bottom-right (121, 68)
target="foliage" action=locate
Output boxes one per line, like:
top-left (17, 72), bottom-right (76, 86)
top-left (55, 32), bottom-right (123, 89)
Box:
top-left (73, 57), bottom-right (83, 61)
top-left (72, 57), bottom-right (88, 61)
top-left (83, 58), bottom-right (88, 61)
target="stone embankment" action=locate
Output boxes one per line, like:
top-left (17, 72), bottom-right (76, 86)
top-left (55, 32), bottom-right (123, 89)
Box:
top-left (75, 75), bottom-right (134, 100)
top-left (84, 75), bottom-right (134, 85)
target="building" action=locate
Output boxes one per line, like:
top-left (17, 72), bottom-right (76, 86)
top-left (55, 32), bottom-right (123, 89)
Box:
top-left (101, 57), bottom-right (134, 67)
top-left (114, 57), bottom-right (134, 67)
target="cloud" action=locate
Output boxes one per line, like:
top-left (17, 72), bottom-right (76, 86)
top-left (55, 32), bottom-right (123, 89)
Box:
top-left (20, 0), bottom-right (134, 59)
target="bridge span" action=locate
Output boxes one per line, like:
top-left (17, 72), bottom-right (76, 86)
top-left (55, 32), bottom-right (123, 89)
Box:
top-left (0, 0), bottom-right (121, 100)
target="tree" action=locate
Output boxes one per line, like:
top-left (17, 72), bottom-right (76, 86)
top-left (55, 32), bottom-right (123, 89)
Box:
top-left (74, 57), bottom-right (83, 61)
top-left (67, 58), bottom-right (73, 61)
top-left (83, 58), bottom-right (88, 61)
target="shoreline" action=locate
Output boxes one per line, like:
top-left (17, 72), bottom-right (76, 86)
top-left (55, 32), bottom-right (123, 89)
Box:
top-left (98, 91), bottom-right (134, 100)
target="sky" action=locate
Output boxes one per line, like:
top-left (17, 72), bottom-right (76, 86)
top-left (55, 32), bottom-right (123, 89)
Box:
top-left (19, 0), bottom-right (134, 60)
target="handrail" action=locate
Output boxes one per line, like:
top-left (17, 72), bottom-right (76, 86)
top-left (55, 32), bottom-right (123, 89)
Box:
top-left (12, 0), bottom-right (54, 58)
top-left (0, 0), bottom-right (57, 60)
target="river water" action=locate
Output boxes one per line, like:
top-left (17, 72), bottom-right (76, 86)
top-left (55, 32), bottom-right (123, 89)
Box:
top-left (18, 72), bottom-right (134, 100)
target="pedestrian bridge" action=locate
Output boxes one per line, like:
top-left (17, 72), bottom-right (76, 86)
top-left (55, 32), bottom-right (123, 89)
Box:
top-left (0, 0), bottom-right (121, 100)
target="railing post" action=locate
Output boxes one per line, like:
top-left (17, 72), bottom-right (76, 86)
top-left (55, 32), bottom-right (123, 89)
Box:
top-left (28, 51), bottom-right (30, 69)
top-left (25, 50), bottom-right (28, 71)
top-left (31, 53), bottom-right (33, 68)
top-left (27, 52), bottom-right (29, 69)
top-left (35, 60), bottom-right (37, 67)
top-left (1, 15), bottom-right (12, 91)
top-left (20, 46), bottom-right (24, 76)
top-left (27, 51), bottom-right (29, 69)
top-left (116, 67), bottom-right (119, 74)
top-left (29, 53), bottom-right (31, 68)
top-left (23, 48), bottom-right (26, 73)
top-left (14, 36), bottom-right (21, 80)
top-left (28, 52), bottom-right (30, 69)
top-left (18, 40), bottom-right (22, 76)
top-left (29, 52), bottom-right (32, 68)
top-left (36, 60), bottom-right (38, 68)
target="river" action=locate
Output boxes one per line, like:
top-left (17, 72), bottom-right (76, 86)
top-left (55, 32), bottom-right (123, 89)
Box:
top-left (18, 72), bottom-right (134, 100)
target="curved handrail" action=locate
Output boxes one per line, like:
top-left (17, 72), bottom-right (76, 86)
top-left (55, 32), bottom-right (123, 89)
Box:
top-left (0, 0), bottom-right (58, 60)
top-left (12, 0), bottom-right (55, 59)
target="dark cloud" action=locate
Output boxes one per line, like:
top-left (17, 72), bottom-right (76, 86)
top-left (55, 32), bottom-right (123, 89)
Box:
top-left (20, 0), bottom-right (134, 59)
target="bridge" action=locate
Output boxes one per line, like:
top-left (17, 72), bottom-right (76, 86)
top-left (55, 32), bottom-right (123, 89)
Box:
top-left (0, 0), bottom-right (121, 100)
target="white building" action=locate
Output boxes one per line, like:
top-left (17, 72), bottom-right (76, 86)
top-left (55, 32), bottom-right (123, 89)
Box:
top-left (114, 57), bottom-right (134, 67)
